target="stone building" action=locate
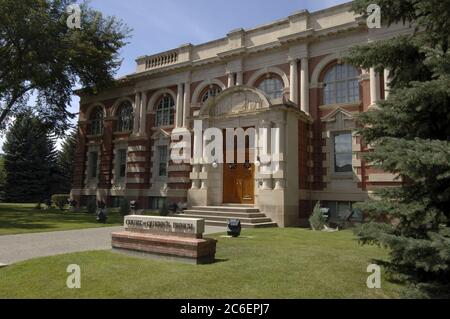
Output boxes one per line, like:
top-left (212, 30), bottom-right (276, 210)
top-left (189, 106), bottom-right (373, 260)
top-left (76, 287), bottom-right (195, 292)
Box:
top-left (71, 2), bottom-right (412, 227)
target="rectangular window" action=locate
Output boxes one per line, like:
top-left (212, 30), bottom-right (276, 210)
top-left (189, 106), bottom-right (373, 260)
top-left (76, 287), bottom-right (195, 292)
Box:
top-left (334, 133), bottom-right (353, 173)
top-left (149, 197), bottom-right (167, 210)
top-left (324, 84), bottom-right (335, 105)
top-left (89, 152), bottom-right (98, 178)
top-left (158, 146), bottom-right (168, 177)
top-left (323, 201), bottom-right (363, 222)
top-left (336, 81), bottom-right (346, 103)
top-left (111, 196), bottom-right (125, 208)
top-left (348, 79), bottom-right (360, 102)
top-left (118, 149), bottom-right (127, 178)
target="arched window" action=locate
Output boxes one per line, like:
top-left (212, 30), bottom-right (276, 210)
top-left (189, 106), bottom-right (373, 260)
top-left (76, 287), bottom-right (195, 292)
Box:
top-left (90, 106), bottom-right (104, 135)
top-left (323, 64), bottom-right (360, 105)
top-left (258, 76), bottom-right (284, 99)
top-left (201, 85), bottom-right (222, 103)
top-left (156, 95), bottom-right (175, 127)
top-left (117, 101), bottom-right (134, 132)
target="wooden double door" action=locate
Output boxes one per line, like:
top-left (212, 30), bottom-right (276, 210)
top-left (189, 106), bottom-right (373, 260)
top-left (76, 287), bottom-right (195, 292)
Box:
top-left (222, 131), bottom-right (255, 204)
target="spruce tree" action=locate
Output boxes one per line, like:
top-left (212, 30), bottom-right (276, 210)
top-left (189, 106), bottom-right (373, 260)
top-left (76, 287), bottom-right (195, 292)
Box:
top-left (3, 112), bottom-right (58, 203)
top-left (0, 155), bottom-right (5, 201)
top-left (346, 0), bottom-right (450, 297)
top-left (57, 130), bottom-right (77, 194)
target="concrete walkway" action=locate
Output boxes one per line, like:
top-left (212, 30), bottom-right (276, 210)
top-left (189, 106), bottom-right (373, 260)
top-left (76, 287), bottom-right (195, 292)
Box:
top-left (0, 225), bottom-right (226, 265)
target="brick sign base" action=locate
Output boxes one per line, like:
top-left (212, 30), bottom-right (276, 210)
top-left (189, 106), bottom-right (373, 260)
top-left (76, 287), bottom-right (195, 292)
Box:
top-left (111, 216), bottom-right (217, 264)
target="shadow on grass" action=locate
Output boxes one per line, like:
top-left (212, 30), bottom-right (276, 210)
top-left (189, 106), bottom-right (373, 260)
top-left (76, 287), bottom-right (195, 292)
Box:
top-left (0, 220), bottom-right (56, 231)
top-left (0, 203), bottom-right (124, 235)
top-left (213, 258), bottom-right (229, 264)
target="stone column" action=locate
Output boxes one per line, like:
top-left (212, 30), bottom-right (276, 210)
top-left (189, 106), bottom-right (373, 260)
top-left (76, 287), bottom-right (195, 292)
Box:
top-left (139, 91), bottom-right (147, 136)
top-left (236, 71), bottom-right (243, 86)
top-left (227, 72), bottom-right (235, 88)
top-left (370, 67), bottom-right (380, 106)
top-left (258, 120), bottom-right (273, 190)
top-left (200, 165), bottom-right (208, 190)
top-left (182, 81), bottom-right (190, 128)
top-left (289, 59), bottom-right (299, 105)
top-left (272, 121), bottom-right (286, 190)
top-left (191, 164), bottom-right (201, 189)
top-left (176, 83), bottom-right (184, 128)
top-left (300, 57), bottom-right (309, 114)
top-left (133, 92), bottom-right (141, 134)
top-left (384, 69), bottom-right (391, 99)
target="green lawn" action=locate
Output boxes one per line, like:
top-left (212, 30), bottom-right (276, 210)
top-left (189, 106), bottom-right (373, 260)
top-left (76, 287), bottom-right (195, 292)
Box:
top-left (0, 228), bottom-right (409, 298)
top-left (0, 203), bottom-right (123, 236)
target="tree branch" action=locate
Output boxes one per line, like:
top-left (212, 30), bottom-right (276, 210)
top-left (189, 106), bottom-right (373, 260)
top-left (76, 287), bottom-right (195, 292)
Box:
top-left (0, 86), bottom-right (35, 126)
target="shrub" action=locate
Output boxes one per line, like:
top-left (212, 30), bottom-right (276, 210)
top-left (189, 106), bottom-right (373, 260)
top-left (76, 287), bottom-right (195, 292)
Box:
top-left (309, 202), bottom-right (326, 231)
top-left (52, 194), bottom-right (70, 210)
top-left (87, 199), bottom-right (97, 215)
top-left (119, 199), bottom-right (130, 216)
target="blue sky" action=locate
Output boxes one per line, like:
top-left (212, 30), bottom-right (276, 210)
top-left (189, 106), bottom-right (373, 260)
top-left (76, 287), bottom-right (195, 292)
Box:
top-left (0, 0), bottom-right (347, 152)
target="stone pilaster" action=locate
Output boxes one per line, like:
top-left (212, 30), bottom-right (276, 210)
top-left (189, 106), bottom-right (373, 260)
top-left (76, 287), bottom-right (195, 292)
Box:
top-left (289, 59), bottom-right (299, 105)
top-left (227, 72), bottom-right (235, 88)
top-left (236, 71), bottom-right (243, 86)
top-left (384, 69), bottom-right (391, 99)
top-left (300, 57), bottom-right (309, 114)
top-left (139, 91), bottom-right (147, 136)
top-left (176, 83), bottom-right (184, 128)
top-left (182, 81), bottom-right (190, 128)
top-left (134, 92), bottom-right (141, 134)
top-left (370, 67), bottom-right (380, 106)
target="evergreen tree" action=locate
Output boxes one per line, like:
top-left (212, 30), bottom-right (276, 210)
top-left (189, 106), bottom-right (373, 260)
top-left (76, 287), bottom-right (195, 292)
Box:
top-left (57, 130), bottom-right (77, 194)
top-left (346, 0), bottom-right (450, 297)
top-left (0, 155), bottom-right (5, 201)
top-left (3, 112), bottom-right (59, 203)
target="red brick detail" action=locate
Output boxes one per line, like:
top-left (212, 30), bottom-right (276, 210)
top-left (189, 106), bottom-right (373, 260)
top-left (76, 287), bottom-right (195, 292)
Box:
top-left (298, 120), bottom-right (309, 190)
top-left (97, 119), bottom-right (113, 189)
top-left (111, 232), bottom-right (217, 260)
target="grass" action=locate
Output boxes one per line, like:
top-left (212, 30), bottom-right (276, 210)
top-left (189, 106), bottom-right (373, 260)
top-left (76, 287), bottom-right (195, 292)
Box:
top-left (0, 228), bottom-right (409, 298)
top-left (0, 203), bottom-right (124, 236)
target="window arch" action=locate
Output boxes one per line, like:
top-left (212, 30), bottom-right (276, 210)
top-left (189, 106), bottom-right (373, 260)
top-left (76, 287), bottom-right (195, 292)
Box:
top-left (89, 105), bottom-right (104, 135)
top-left (116, 101), bottom-right (134, 132)
top-left (201, 85), bottom-right (222, 103)
top-left (257, 75), bottom-right (284, 99)
top-left (155, 95), bottom-right (175, 127)
top-left (323, 64), bottom-right (360, 105)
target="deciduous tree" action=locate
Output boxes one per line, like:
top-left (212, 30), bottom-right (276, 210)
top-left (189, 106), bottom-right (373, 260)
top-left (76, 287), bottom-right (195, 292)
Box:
top-left (0, 0), bottom-right (131, 134)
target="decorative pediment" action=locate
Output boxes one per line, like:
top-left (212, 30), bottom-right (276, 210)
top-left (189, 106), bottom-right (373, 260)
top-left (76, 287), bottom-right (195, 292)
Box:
top-left (321, 107), bottom-right (355, 131)
top-left (151, 128), bottom-right (171, 141)
top-left (199, 86), bottom-right (271, 117)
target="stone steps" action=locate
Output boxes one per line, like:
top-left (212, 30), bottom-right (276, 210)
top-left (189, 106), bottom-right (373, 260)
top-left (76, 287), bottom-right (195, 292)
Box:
top-left (183, 210), bottom-right (266, 218)
top-left (175, 205), bottom-right (277, 229)
top-left (181, 213), bottom-right (272, 224)
top-left (192, 206), bottom-right (261, 213)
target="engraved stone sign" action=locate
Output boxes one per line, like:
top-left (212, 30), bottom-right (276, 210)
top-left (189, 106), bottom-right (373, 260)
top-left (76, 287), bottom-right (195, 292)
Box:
top-left (124, 215), bottom-right (205, 237)
top-left (112, 215), bottom-right (216, 264)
